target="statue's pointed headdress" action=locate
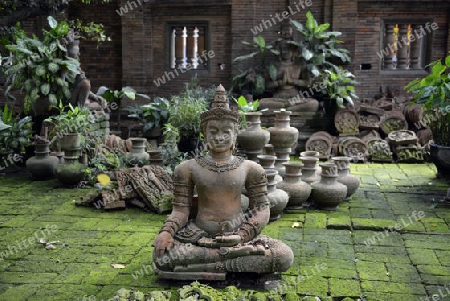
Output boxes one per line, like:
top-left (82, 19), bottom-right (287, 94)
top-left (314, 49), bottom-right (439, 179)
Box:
top-left (200, 84), bottom-right (241, 129)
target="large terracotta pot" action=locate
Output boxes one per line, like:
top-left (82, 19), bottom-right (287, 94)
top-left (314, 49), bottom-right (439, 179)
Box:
top-left (331, 156), bottom-right (360, 200)
top-left (143, 126), bottom-right (162, 139)
top-left (268, 109), bottom-right (299, 177)
top-left (148, 148), bottom-right (164, 166)
top-left (125, 137), bottom-right (150, 166)
top-left (26, 141), bottom-right (58, 179)
top-left (265, 169), bottom-right (289, 222)
top-left (299, 156), bottom-right (320, 184)
top-left (300, 151), bottom-right (319, 157)
top-left (257, 154), bottom-right (283, 183)
top-left (237, 112), bottom-right (270, 161)
top-left (277, 162), bottom-right (311, 209)
top-left (311, 163), bottom-right (347, 211)
top-left (264, 144), bottom-right (276, 156)
top-left (429, 143), bottom-right (450, 178)
top-left (54, 149), bottom-right (86, 186)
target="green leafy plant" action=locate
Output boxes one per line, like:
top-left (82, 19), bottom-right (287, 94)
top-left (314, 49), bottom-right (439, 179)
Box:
top-left (160, 123), bottom-right (186, 174)
top-left (1, 16), bottom-right (81, 114)
top-left (320, 67), bottom-right (358, 108)
top-left (233, 95), bottom-right (267, 128)
top-left (68, 19), bottom-right (111, 45)
top-left (44, 101), bottom-right (91, 136)
top-left (125, 96), bottom-right (170, 132)
top-left (0, 105), bottom-right (32, 153)
top-left (167, 80), bottom-right (209, 140)
top-left (182, 75), bottom-right (217, 106)
top-left (405, 55), bottom-right (450, 146)
top-left (289, 11), bottom-right (351, 77)
top-left (96, 86), bottom-right (150, 131)
top-left (0, 22), bottom-right (25, 51)
top-left (232, 36), bottom-right (279, 96)
top-left (168, 95), bottom-right (208, 139)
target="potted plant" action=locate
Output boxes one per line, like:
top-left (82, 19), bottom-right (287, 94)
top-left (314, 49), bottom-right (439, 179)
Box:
top-left (1, 16), bottom-right (81, 115)
top-left (160, 123), bottom-right (187, 173)
top-left (405, 54), bottom-right (450, 177)
top-left (320, 67), bottom-right (358, 109)
top-left (288, 12), bottom-right (351, 78)
top-left (234, 95), bottom-right (270, 160)
top-left (124, 96), bottom-right (170, 139)
top-left (96, 86), bottom-right (150, 134)
top-left (232, 36), bottom-right (279, 97)
top-left (44, 101), bottom-right (92, 151)
top-left (167, 92), bottom-right (208, 153)
top-left (0, 105), bottom-right (32, 172)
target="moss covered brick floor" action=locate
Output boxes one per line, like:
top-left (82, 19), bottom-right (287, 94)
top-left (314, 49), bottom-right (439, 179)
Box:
top-left (0, 163), bottom-right (449, 300)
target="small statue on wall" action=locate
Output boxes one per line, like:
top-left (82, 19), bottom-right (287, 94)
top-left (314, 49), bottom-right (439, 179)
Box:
top-left (66, 29), bottom-right (107, 111)
top-left (260, 23), bottom-right (319, 112)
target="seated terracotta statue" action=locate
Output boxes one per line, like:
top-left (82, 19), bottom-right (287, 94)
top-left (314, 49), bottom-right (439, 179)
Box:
top-left (260, 24), bottom-right (319, 112)
top-left (66, 30), bottom-right (107, 111)
top-left (152, 85), bottom-right (294, 280)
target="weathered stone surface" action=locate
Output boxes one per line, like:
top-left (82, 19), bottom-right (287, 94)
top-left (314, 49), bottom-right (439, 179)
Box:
top-left (0, 162), bottom-right (449, 299)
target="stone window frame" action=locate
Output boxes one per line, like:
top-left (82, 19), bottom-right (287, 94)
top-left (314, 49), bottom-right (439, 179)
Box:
top-left (379, 18), bottom-right (434, 75)
top-left (164, 21), bottom-right (211, 73)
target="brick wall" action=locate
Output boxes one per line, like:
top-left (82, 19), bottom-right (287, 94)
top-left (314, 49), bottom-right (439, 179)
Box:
top-left (117, 1), bottom-right (234, 103)
top-left (2, 0), bottom-right (449, 110)
top-left (69, 0), bottom-right (123, 94)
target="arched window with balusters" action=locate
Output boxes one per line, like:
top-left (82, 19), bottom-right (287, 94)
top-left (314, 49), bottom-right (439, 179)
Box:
top-left (167, 22), bottom-right (209, 70)
top-left (380, 19), bottom-right (434, 72)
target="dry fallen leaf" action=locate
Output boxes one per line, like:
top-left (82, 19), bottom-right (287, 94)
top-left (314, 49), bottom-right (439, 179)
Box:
top-left (111, 263), bottom-right (126, 269)
top-left (97, 173), bottom-right (111, 186)
top-left (291, 222), bottom-right (301, 228)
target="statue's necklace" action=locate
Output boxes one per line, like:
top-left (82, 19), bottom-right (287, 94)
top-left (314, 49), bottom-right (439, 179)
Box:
top-left (195, 155), bottom-right (244, 173)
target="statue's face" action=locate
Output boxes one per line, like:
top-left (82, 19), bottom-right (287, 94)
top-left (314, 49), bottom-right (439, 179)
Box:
top-left (68, 42), bottom-right (80, 60)
top-left (281, 26), bottom-right (293, 39)
top-left (205, 119), bottom-right (236, 154)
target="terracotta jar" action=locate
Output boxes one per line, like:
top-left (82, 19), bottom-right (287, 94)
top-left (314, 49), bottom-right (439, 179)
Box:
top-left (125, 138), bottom-right (150, 166)
top-left (268, 109), bottom-right (299, 177)
top-left (311, 163), bottom-right (347, 210)
top-left (332, 156), bottom-right (360, 201)
top-left (26, 141), bottom-right (59, 179)
top-left (264, 144), bottom-right (276, 156)
top-left (59, 133), bottom-right (81, 151)
top-left (237, 112), bottom-right (270, 162)
top-left (277, 162), bottom-right (311, 209)
top-left (299, 156), bottom-right (320, 184)
top-left (300, 151), bottom-right (319, 157)
top-left (265, 169), bottom-right (289, 221)
top-left (257, 154), bottom-right (283, 183)
top-left (54, 149), bottom-right (86, 186)
top-left (148, 148), bottom-right (164, 166)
